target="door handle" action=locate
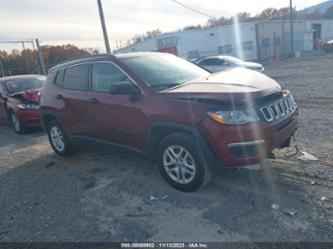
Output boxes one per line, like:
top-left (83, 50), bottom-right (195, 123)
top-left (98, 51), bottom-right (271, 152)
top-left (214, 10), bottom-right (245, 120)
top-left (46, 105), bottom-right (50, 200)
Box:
top-left (55, 94), bottom-right (64, 100)
top-left (88, 98), bottom-right (100, 104)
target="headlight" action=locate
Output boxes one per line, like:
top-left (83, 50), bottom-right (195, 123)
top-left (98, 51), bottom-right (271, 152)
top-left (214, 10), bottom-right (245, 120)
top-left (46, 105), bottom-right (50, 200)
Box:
top-left (283, 89), bottom-right (297, 108)
top-left (17, 103), bottom-right (39, 110)
top-left (207, 109), bottom-right (259, 125)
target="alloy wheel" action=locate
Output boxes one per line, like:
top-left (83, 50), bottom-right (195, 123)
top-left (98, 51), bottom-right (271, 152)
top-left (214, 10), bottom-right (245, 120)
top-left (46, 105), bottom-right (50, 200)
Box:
top-left (162, 145), bottom-right (196, 184)
top-left (11, 113), bottom-right (21, 132)
top-left (50, 126), bottom-right (65, 152)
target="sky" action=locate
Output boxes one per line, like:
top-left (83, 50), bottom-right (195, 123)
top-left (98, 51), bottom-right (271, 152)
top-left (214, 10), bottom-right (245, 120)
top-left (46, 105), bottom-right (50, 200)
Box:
top-left (0, 0), bottom-right (326, 52)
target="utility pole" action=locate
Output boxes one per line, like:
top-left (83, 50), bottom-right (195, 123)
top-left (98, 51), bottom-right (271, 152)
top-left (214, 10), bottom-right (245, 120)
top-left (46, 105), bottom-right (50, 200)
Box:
top-left (0, 58), bottom-right (5, 77)
top-left (21, 41), bottom-right (31, 74)
top-left (97, 0), bottom-right (112, 54)
top-left (289, 0), bottom-right (294, 56)
top-left (31, 40), bottom-right (41, 74)
top-left (35, 39), bottom-right (46, 75)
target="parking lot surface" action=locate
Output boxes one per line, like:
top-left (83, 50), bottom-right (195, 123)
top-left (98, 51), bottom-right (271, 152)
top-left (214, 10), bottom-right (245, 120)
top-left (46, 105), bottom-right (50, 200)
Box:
top-left (0, 52), bottom-right (332, 242)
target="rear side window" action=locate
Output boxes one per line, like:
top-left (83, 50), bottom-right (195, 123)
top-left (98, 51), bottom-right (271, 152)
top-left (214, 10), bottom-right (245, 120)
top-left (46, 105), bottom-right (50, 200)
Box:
top-left (91, 62), bottom-right (133, 93)
top-left (63, 64), bottom-right (89, 91)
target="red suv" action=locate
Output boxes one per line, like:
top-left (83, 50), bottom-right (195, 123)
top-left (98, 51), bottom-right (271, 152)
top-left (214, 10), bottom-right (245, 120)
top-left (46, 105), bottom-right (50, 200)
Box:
top-left (40, 52), bottom-right (298, 192)
top-left (0, 75), bottom-right (45, 133)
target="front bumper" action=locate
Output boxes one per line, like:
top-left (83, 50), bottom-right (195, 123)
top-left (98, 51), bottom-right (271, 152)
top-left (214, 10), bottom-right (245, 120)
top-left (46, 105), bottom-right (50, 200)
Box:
top-left (199, 108), bottom-right (299, 167)
top-left (16, 109), bottom-right (41, 127)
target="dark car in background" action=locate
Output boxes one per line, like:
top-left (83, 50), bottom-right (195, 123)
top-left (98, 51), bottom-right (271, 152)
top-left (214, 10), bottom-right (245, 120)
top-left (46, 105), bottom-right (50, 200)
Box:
top-left (192, 55), bottom-right (264, 72)
top-left (40, 52), bottom-right (298, 192)
top-left (0, 75), bottom-right (45, 133)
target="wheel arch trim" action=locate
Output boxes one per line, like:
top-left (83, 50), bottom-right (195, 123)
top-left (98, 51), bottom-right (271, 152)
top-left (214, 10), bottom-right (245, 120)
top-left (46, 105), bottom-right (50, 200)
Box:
top-left (40, 111), bottom-right (62, 131)
top-left (145, 121), bottom-right (215, 162)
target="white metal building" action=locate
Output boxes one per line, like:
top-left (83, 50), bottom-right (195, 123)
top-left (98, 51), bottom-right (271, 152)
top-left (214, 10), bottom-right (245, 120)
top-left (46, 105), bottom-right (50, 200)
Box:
top-left (116, 22), bottom-right (259, 60)
top-left (116, 19), bottom-right (333, 61)
top-left (256, 19), bottom-right (333, 60)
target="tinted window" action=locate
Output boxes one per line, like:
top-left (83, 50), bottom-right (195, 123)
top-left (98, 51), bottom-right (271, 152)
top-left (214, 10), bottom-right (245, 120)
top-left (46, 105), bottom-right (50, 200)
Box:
top-left (91, 63), bottom-right (134, 93)
top-left (5, 77), bottom-right (45, 94)
top-left (63, 64), bottom-right (89, 91)
top-left (120, 54), bottom-right (209, 91)
top-left (55, 69), bottom-right (65, 86)
top-left (200, 58), bottom-right (222, 66)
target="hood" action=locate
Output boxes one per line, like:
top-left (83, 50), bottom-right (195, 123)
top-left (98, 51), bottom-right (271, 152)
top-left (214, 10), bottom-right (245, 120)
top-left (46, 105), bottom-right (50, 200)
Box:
top-left (10, 89), bottom-right (41, 103)
top-left (162, 67), bottom-right (281, 104)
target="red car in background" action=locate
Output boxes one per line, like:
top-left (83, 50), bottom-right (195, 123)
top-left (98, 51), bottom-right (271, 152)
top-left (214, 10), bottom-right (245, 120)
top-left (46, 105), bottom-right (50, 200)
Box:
top-left (0, 74), bottom-right (45, 134)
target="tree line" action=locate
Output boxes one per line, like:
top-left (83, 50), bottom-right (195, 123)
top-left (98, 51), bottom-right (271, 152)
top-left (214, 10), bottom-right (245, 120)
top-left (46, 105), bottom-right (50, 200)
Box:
top-left (0, 44), bottom-right (98, 76)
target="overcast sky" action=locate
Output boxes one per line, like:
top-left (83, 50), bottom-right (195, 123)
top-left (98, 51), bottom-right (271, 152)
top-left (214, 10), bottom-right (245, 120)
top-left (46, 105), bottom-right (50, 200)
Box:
top-left (0, 0), bottom-right (325, 52)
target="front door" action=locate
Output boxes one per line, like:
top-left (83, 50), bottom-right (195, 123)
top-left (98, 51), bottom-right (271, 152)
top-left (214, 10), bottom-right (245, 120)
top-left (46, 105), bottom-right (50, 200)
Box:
top-left (86, 62), bottom-right (147, 150)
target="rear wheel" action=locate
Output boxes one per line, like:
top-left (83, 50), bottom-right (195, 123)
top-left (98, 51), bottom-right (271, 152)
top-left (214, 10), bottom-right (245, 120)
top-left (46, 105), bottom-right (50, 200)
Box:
top-left (47, 120), bottom-right (76, 156)
top-left (10, 111), bottom-right (26, 134)
top-left (156, 132), bottom-right (211, 192)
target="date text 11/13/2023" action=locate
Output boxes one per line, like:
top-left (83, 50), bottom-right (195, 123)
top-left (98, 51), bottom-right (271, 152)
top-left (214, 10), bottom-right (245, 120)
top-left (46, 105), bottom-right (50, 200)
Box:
top-left (120, 242), bottom-right (208, 248)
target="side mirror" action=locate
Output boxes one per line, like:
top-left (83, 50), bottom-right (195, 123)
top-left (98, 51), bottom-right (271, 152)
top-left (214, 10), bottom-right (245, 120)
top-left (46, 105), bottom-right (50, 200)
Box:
top-left (110, 82), bottom-right (141, 96)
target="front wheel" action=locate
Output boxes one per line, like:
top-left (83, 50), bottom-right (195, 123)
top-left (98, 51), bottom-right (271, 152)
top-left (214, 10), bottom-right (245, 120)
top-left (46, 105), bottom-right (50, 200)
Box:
top-left (10, 111), bottom-right (26, 134)
top-left (156, 133), bottom-right (211, 192)
top-left (47, 120), bottom-right (76, 156)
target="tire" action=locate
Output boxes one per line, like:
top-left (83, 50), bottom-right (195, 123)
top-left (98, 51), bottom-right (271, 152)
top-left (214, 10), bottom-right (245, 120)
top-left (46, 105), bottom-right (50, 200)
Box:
top-left (279, 136), bottom-right (291, 148)
top-left (46, 119), bottom-right (76, 156)
top-left (10, 111), bottom-right (27, 134)
top-left (156, 132), bottom-right (211, 192)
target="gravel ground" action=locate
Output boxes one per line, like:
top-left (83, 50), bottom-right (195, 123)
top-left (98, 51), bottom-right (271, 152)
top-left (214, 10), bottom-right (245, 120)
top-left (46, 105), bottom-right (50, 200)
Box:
top-left (0, 52), bottom-right (332, 242)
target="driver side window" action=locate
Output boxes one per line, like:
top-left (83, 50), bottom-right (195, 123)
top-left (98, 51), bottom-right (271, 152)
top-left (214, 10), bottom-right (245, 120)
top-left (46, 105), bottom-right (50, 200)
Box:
top-left (91, 62), bottom-right (134, 93)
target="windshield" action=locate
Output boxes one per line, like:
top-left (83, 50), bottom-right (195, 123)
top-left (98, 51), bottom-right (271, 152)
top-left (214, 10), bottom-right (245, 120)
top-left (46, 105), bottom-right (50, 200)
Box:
top-left (120, 53), bottom-right (210, 91)
top-left (5, 77), bottom-right (45, 94)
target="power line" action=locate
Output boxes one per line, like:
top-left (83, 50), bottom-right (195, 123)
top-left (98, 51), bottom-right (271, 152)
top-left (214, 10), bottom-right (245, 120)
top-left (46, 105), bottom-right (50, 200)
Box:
top-left (169, 0), bottom-right (218, 19)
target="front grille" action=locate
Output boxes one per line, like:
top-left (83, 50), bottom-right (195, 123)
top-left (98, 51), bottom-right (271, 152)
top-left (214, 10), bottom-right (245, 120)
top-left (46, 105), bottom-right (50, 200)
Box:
top-left (260, 94), bottom-right (297, 122)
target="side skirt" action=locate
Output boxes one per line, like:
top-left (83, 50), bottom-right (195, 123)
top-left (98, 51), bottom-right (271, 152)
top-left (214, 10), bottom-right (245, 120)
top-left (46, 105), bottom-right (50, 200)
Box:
top-left (69, 135), bottom-right (147, 158)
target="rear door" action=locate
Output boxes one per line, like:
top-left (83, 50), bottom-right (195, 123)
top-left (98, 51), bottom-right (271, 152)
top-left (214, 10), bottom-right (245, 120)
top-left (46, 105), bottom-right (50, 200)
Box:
top-left (0, 83), bottom-right (8, 123)
top-left (85, 62), bottom-right (146, 149)
top-left (57, 63), bottom-right (92, 135)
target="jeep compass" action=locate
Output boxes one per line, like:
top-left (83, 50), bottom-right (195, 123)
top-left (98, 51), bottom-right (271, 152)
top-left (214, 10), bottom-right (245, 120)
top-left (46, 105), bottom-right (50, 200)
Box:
top-left (40, 52), bottom-right (298, 192)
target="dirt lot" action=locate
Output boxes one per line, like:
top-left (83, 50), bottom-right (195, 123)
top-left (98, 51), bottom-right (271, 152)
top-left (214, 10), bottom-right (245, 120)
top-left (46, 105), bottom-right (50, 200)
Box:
top-left (0, 52), bottom-right (332, 242)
